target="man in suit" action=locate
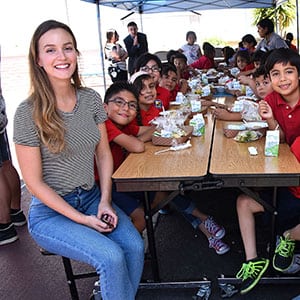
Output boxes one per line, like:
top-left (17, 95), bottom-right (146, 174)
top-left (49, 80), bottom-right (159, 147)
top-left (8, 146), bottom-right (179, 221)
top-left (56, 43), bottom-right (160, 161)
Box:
top-left (124, 22), bottom-right (148, 75)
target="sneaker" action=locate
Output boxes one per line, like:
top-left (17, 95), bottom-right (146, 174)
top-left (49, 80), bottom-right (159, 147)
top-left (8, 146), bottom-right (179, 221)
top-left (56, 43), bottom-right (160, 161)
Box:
top-left (0, 223), bottom-right (19, 246)
top-left (236, 257), bottom-right (269, 295)
top-left (273, 235), bottom-right (295, 272)
top-left (204, 216), bottom-right (225, 239)
top-left (208, 236), bottom-right (230, 255)
top-left (10, 209), bottom-right (27, 226)
top-left (283, 254), bottom-right (300, 274)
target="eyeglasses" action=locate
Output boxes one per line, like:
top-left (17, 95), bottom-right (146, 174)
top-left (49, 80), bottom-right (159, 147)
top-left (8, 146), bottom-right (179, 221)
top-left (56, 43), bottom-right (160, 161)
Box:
top-left (140, 65), bottom-right (161, 73)
top-left (108, 97), bottom-right (138, 111)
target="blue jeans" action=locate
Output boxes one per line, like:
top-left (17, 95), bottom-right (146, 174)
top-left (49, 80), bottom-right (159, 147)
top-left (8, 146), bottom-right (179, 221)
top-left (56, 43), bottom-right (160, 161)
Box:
top-left (259, 187), bottom-right (300, 234)
top-left (28, 184), bottom-right (144, 300)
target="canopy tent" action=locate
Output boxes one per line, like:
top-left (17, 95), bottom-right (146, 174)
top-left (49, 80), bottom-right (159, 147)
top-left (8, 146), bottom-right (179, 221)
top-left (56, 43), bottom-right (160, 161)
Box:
top-left (82, 0), bottom-right (277, 13)
top-left (81, 0), bottom-right (287, 89)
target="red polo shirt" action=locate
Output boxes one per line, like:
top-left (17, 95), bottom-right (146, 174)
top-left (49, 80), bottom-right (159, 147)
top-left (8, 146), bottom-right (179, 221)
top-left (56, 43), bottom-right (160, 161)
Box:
top-left (265, 91), bottom-right (300, 146)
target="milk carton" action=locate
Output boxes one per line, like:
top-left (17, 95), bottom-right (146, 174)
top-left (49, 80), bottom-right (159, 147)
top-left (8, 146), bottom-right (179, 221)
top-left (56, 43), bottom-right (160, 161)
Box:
top-left (190, 99), bottom-right (202, 113)
top-left (265, 130), bottom-right (280, 156)
top-left (189, 113), bottom-right (205, 136)
top-left (175, 92), bottom-right (184, 104)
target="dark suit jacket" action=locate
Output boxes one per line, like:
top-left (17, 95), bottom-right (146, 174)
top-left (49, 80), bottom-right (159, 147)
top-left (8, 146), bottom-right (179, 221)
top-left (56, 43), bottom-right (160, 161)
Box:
top-left (124, 32), bottom-right (148, 74)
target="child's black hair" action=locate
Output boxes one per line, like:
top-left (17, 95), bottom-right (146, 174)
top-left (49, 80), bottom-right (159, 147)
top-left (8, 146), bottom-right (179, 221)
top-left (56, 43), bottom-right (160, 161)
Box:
top-left (104, 81), bottom-right (139, 104)
top-left (251, 50), bottom-right (268, 65)
top-left (161, 63), bottom-right (177, 76)
top-left (222, 46), bottom-right (235, 65)
top-left (202, 42), bottom-right (215, 58)
top-left (252, 65), bottom-right (268, 79)
top-left (241, 34), bottom-right (257, 47)
top-left (173, 52), bottom-right (187, 64)
top-left (235, 50), bottom-right (251, 65)
top-left (133, 53), bottom-right (162, 74)
top-left (186, 31), bottom-right (197, 41)
top-left (166, 49), bottom-right (180, 64)
top-left (264, 48), bottom-right (300, 75)
top-left (131, 73), bottom-right (152, 95)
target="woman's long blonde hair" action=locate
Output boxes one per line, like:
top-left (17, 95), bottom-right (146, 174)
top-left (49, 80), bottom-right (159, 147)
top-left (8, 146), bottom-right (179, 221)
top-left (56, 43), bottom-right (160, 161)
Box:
top-left (28, 20), bottom-right (82, 153)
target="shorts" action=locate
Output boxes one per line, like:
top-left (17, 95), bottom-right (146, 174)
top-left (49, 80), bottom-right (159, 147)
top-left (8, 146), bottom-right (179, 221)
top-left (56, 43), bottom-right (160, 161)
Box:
top-left (111, 183), bottom-right (156, 216)
top-left (258, 187), bottom-right (300, 234)
top-left (0, 130), bottom-right (11, 167)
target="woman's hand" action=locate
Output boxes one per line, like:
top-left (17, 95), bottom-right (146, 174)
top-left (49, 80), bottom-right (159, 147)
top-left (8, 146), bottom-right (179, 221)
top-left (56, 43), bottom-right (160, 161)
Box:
top-left (97, 202), bottom-right (118, 231)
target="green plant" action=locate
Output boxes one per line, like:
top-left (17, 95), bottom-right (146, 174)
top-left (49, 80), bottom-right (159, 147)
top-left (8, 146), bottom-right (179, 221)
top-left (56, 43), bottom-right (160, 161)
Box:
top-left (252, 0), bottom-right (296, 36)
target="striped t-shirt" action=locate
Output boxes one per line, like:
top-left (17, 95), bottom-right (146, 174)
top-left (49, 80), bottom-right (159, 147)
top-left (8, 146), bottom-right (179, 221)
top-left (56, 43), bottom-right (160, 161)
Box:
top-left (13, 87), bottom-right (107, 196)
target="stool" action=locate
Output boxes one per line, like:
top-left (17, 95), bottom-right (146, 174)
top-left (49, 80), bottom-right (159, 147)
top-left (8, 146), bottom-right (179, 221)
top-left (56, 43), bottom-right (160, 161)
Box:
top-left (40, 248), bottom-right (98, 300)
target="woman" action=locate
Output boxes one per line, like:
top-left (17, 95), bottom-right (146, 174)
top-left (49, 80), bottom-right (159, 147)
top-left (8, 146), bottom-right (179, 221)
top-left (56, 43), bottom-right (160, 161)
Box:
top-left (13, 20), bottom-right (144, 300)
top-left (104, 29), bottom-right (128, 82)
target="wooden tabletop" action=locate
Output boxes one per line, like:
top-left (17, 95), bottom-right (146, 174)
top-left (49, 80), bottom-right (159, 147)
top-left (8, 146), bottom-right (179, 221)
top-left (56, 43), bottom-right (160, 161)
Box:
top-left (113, 96), bottom-right (300, 191)
top-left (112, 113), bottom-right (214, 192)
top-left (209, 120), bottom-right (300, 187)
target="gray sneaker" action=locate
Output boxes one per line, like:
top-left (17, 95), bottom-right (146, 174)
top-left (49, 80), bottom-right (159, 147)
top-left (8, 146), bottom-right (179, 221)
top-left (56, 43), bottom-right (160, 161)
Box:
top-left (282, 254), bottom-right (300, 274)
top-left (204, 216), bottom-right (225, 239)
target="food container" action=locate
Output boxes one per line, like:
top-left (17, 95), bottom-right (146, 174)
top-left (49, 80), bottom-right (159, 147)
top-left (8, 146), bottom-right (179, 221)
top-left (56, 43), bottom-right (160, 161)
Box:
top-left (223, 123), bottom-right (246, 138)
top-left (244, 121), bottom-right (268, 136)
top-left (152, 126), bottom-right (193, 146)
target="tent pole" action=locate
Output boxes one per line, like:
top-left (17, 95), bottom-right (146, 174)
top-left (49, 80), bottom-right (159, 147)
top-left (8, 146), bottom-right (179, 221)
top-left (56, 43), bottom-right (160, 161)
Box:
top-left (139, 12), bottom-right (143, 32)
top-left (95, 0), bottom-right (107, 90)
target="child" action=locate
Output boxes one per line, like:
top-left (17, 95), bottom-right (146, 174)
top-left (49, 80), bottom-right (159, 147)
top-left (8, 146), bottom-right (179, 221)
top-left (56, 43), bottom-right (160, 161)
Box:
top-left (179, 31), bottom-right (202, 65)
top-left (190, 42), bottom-right (216, 70)
top-left (220, 46), bottom-right (235, 67)
top-left (173, 52), bottom-right (194, 80)
top-left (134, 53), bottom-right (171, 110)
top-left (212, 66), bottom-right (273, 121)
top-left (102, 81), bottom-right (156, 232)
top-left (160, 63), bottom-right (189, 101)
top-left (104, 29), bottom-right (128, 82)
top-left (131, 72), bottom-right (230, 255)
top-left (252, 50), bottom-right (268, 70)
top-left (235, 48), bottom-right (300, 295)
top-left (241, 34), bottom-right (257, 54)
top-left (234, 50), bottom-right (254, 77)
top-left (129, 71), bottom-right (160, 125)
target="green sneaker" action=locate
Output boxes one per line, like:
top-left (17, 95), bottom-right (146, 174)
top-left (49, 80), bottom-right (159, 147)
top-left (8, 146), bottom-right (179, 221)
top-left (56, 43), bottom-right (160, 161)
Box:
top-left (236, 257), bottom-right (269, 295)
top-left (273, 235), bottom-right (295, 272)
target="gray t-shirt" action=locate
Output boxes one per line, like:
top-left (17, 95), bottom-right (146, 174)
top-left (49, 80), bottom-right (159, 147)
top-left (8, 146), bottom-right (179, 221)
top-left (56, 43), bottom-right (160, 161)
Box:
top-left (13, 87), bottom-right (107, 196)
top-left (256, 32), bottom-right (288, 52)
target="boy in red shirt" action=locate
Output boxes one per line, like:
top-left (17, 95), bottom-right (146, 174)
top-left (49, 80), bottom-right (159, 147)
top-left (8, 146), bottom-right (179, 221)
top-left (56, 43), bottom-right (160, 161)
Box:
top-left (102, 81), bottom-right (155, 232)
top-left (236, 48), bottom-right (300, 295)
